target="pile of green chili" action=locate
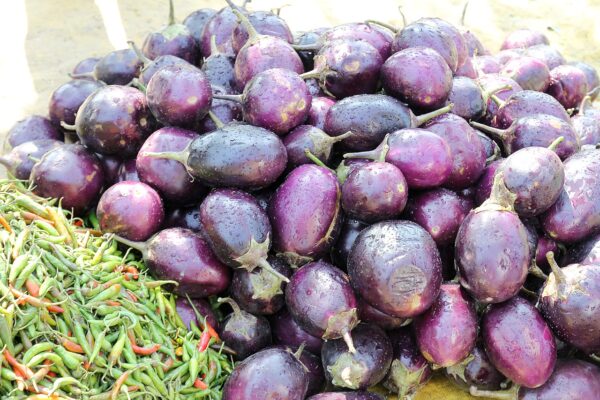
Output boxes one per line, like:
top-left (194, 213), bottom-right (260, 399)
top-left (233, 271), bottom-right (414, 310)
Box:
top-left (0, 180), bottom-right (234, 400)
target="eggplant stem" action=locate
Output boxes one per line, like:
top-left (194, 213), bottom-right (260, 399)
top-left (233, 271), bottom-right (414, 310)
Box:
top-left (231, 8), bottom-right (259, 40)
top-left (484, 172), bottom-right (517, 210)
top-left (528, 263), bottom-right (548, 280)
top-left (209, 35), bottom-right (219, 55)
top-left (460, 1), bottom-right (470, 25)
top-left (128, 41), bottom-right (151, 65)
top-left (293, 43), bottom-right (320, 52)
top-left (207, 110), bottom-right (224, 128)
top-left (60, 122), bottom-right (76, 131)
top-left (293, 343), bottom-right (306, 360)
top-left (168, 0), bottom-right (175, 25)
top-left (490, 93), bottom-right (505, 107)
top-left (342, 330), bottom-right (356, 354)
top-left (545, 251), bottom-right (566, 285)
top-left (304, 149), bottom-right (330, 170)
top-left (547, 136), bottom-right (564, 151)
top-left (69, 72), bottom-right (94, 80)
top-left (217, 297), bottom-right (242, 315)
top-left (113, 235), bottom-right (147, 254)
top-left (212, 93), bottom-right (243, 103)
top-left (365, 19), bottom-right (397, 33)
top-left (343, 134), bottom-right (390, 162)
top-left (578, 96), bottom-right (593, 115)
top-left (470, 121), bottom-right (508, 142)
top-left (327, 131), bottom-right (353, 144)
top-left (299, 69), bottom-right (322, 80)
top-left (414, 103), bottom-right (454, 126)
top-left (398, 6), bottom-right (407, 27)
top-left (256, 258), bottom-right (290, 284)
top-left (469, 385), bottom-right (519, 399)
top-left (142, 149), bottom-right (189, 165)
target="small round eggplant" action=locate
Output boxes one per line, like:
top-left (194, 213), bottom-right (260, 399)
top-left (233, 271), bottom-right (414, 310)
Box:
top-left (196, 85), bottom-right (242, 133)
top-left (357, 296), bottom-right (407, 331)
top-left (463, 29), bottom-right (489, 57)
top-left (73, 49), bottom-right (142, 85)
top-left (0, 139), bottom-right (62, 180)
top-left (474, 159), bottom-right (505, 206)
top-left (563, 233), bottom-right (600, 266)
top-left (500, 56), bottom-right (550, 92)
top-left (222, 347), bottom-right (308, 400)
top-left (569, 61), bottom-right (600, 98)
top-left (163, 205), bottom-right (201, 231)
top-left (218, 297), bottom-right (272, 359)
top-left (136, 53), bottom-right (192, 87)
top-left (482, 296), bottom-right (556, 388)
top-left (455, 57), bottom-right (478, 79)
top-left (97, 181), bottom-right (164, 241)
top-left (284, 125), bottom-right (350, 168)
top-left (175, 297), bottom-right (218, 330)
top-left (492, 90), bottom-right (570, 129)
top-left (546, 64), bottom-right (589, 109)
top-left (307, 22), bottom-right (392, 59)
top-left (48, 79), bottom-right (104, 126)
top-left (30, 144), bottom-right (104, 214)
top-left (321, 323), bottom-right (392, 390)
top-left (146, 64), bottom-right (212, 128)
top-left (200, 38), bottom-right (236, 93)
top-left (414, 283), bottom-right (477, 367)
top-left (455, 173), bottom-right (530, 303)
top-left (447, 76), bottom-right (485, 120)
top-left (572, 110), bottom-right (600, 146)
top-left (539, 254), bottom-right (600, 354)
top-left (269, 165), bottom-right (341, 267)
top-left (404, 188), bottom-right (473, 246)
top-left (182, 8), bottom-right (216, 46)
top-left (96, 153), bottom-right (120, 185)
top-left (477, 74), bottom-right (523, 125)
top-left (75, 85), bottom-right (154, 157)
top-left (474, 55), bottom-right (502, 74)
top-left (271, 309), bottom-right (323, 355)
top-left (115, 159), bottom-right (140, 183)
top-left (382, 46), bottom-right (453, 110)
top-left (341, 161), bottom-right (408, 223)
top-left (331, 218), bottom-right (369, 270)
top-left (115, 228), bottom-right (231, 298)
top-left (231, 10), bottom-right (293, 53)
top-left (285, 261), bottom-right (358, 351)
top-left (348, 220), bottom-right (442, 318)
top-left (524, 44), bottom-right (566, 70)
top-left (307, 96), bottom-right (336, 130)
top-left (518, 359), bottom-right (600, 399)
top-left (383, 327), bottom-right (432, 398)
top-left (418, 17), bottom-right (467, 68)
top-left (500, 29), bottom-right (549, 50)
top-left (199, 6), bottom-right (239, 56)
top-left (445, 344), bottom-right (506, 392)
top-left (230, 256), bottom-right (292, 315)
top-left (72, 57), bottom-right (101, 75)
top-left (6, 115), bottom-right (63, 148)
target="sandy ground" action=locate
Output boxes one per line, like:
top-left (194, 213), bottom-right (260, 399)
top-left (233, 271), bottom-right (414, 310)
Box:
top-left (0, 1), bottom-right (598, 397)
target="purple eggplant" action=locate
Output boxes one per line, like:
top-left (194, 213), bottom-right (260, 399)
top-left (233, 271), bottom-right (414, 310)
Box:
top-left (175, 296), bottom-right (218, 330)
top-left (232, 9), bottom-right (302, 91)
top-left (518, 359), bottom-right (600, 399)
top-left (307, 96), bottom-right (335, 130)
top-left (269, 165), bottom-right (341, 266)
top-left (162, 205), bottom-right (201, 231)
top-left (297, 349), bottom-right (325, 396)
top-left (308, 392), bottom-right (383, 400)
top-left (97, 181), bottom-right (164, 241)
top-left (540, 254), bottom-right (600, 354)
top-left (294, 28), bottom-right (325, 71)
top-left (477, 131), bottom-right (502, 163)
top-left (230, 256), bottom-right (291, 315)
top-left (115, 159), bottom-right (140, 183)
top-left (183, 8), bottom-right (216, 46)
top-left (404, 188), bottom-right (473, 246)
top-left (284, 125), bottom-right (350, 168)
top-left (30, 144), bottom-right (104, 214)
top-left (563, 233), bottom-right (600, 266)
top-left (341, 161), bottom-right (408, 223)
top-left (324, 94), bottom-right (452, 152)
top-left (482, 296), bottom-right (556, 388)
top-left (535, 235), bottom-right (559, 272)
top-left (472, 114), bottom-right (579, 160)
top-left (145, 123), bottom-right (287, 190)
top-left (348, 220), bottom-right (442, 318)
top-left (572, 106), bottom-right (600, 146)
top-left (6, 115), bottom-right (63, 148)
top-left (200, 188), bottom-right (288, 283)
top-left (492, 90), bottom-right (570, 129)
top-left (336, 159), bottom-right (371, 184)
top-left (218, 297), bottom-right (272, 359)
top-left (541, 148), bottom-right (600, 243)
top-left (500, 56), bottom-right (550, 92)
top-left (134, 50), bottom-right (193, 87)
top-left (115, 228), bottom-right (231, 298)
top-left (383, 327), bottom-right (433, 398)
top-left (96, 153), bottom-right (120, 185)
top-left (455, 173), bottom-right (530, 303)
top-left (48, 79), bottom-right (104, 126)
top-left (414, 283), bottom-right (477, 367)
top-left (447, 76), bottom-right (485, 120)
top-left (418, 17), bottom-right (467, 68)
top-left (141, 0), bottom-right (198, 64)
top-left (222, 347), bottom-right (308, 400)
top-left (357, 296), bottom-right (407, 331)
top-left (75, 85), bottom-right (154, 157)
top-left (569, 61), bottom-right (600, 98)
top-left (72, 57), bottom-right (100, 75)
top-left (231, 10), bottom-right (293, 53)
top-left (546, 64), bottom-right (589, 109)
top-left (524, 44), bottom-right (566, 70)
top-left (424, 113), bottom-right (487, 189)
top-left (463, 29), bottom-right (489, 57)
top-left (74, 49), bottom-right (142, 85)
top-left (136, 127), bottom-right (206, 204)
top-left (199, 6), bottom-right (239, 56)
top-left (445, 344), bottom-right (506, 392)
top-left (200, 38), bottom-right (236, 93)
top-left (146, 64), bottom-right (212, 128)
top-left (285, 261), bottom-right (358, 351)
top-left (271, 309), bottom-right (323, 355)
top-left (474, 55), bottom-right (502, 74)
top-left (321, 323), bottom-right (392, 390)
top-left (474, 158), bottom-right (505, 206)
top-left (214, 68), bottom-right (311, 135)
top-left (456, 56), bottom-right (478, 79)
top-left (0, 139), bottom-right (62, 180)
top-left (501, 29), bottom-right (549, 50)
top-left (196, 85), bottom-right (242, 133)
top-left (331, 218), bottom-right (369, 270)
top-left (477, 74), bottom-right (523, 125)
top-left (382, 47), bottom-right (453, 110)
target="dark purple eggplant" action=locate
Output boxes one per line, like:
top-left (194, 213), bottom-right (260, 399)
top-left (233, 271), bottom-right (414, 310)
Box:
top-left (404, 188), bottom-right (473, 246)
top-left (175, 296), bottom-right (218, 330)
top-left (357, 296), bottom-right (407, 331)
top-left (284, 125), bottom-right (350, 168)
top-left (95, 153), bottom-right (120, 185)
top-left (269, 165), bottom-right (341, 267)
top-left (0, 139), bottom-right (62, 180)
top-left (455, 173), bottom-right (530, 303)
top-left (217, 297), bottom-right (272, 359)
top-left (518, 359), bottom-right (600, 399)
top-left (307, 96), bottom-right (335, 130)
top-left (162, 205), bottom-right (201, 231)
top-left (200, 37), bottom-right (236, 93)
top-left (482, 296), bottom-right (556, 388)
top-left (414, 283), bottom-right (477, 367)
top-left (321, 323), bottom-right (392, 390)
top-left (72, 57), bottom-right (100, 75)
top-left (336, 159), bottom-right (371, 184)
top-left (271, 309), bottom-right (323, 355)
top-left (540, 253), bottom-right (600, 354)
top-left (115, 159), bottom-right (140, 183)
top-left (231, 10), bottom-right (293, 53)
top-left (134, 48), bottom-right (192, 87)
top-left (30, 144), bottom-right (104, 214)
top-left (145, 123), bottom-right (287, 190)
top-left (445, 344), bottom-right (506, 392)
top-left (200, 188), bottom-right (288, 283)
top-left (97, 181), bottom-right (164, 241)
top-left (297, 349), bottom-right (325, 396)
top-left (196, 85), bottom-right (242, 133)
top-left (500, 29), bottom-right (549, 50)
top-left (183, 8), bottom-right (217, 47)
top-left (115, 227), bottom-right (231, 298)
top-left (230, 256), bottom-right (291, 315)
top-left (348, 220), bottom-right (442, 318)
top-left (48, 79), bottom-right (104, 126)
top-left (199, 6), bottom-right (239, 56)
top-left (222, 347), bottom-right (308, 400)
top-left (74, 49), bottom-right (142, 85)
top-left (477, 74), bottom-right (523, 125)
top-left (6, 115), bottom-right (63, 148)
top-left (331, 218), bottom-right (369, 270)
top-left (75, 85), bottom-right (154, 157)
top-left (136, 127), bottom-right (206, 204)
top-left (383, 327), bottom-right (433, 398)
top-left (546, 64), bottom-right (589, 109)
top-left (563, 233), bottom-right (600, 266)
top-left (447, 76), bottom-right (485, 120)
top-left (474, 158), bottom-right (505, 206)
top-left (285, 261), bottom-right (358, 351)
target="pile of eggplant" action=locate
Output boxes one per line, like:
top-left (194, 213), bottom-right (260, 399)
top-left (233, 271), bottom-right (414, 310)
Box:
top-left (2, 0), bottom-right (600, 398)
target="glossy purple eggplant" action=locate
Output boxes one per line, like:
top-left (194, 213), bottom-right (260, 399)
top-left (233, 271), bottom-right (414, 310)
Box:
top-left (546, 64), bottom-right (589, 109)
top-left (115, 159), bottom-right (140, 183)
top-left (357, 296), bottom-right (407, 331)
top-left (474, 158), bottom-right (505, 206)
top-left (518, 359), bottom-right (600, 399)
top-left (0, 139), bottom-right (62, 180)
top-left (72, 57), bottom-right (100, 75)
top-left (162, 205), bottom-right (201, 231)
top-left (447, 76), bottom-right (485, 120)
top-left (79, 49), bottom-right (142, 85)
top-left (6, 115), bottom-right (63, 148)
top-left (492, 90), bottom-right (570, 129)
top-left (183, 8), bottom-right (217, 46)
top-left (199, 6), bottom-right (239, 56)
top-left (500, 29), bottom-right (549, 50)
top-left (175, 296), bottom-right (218, 330)
top-left (283, 125), bottom-right (349, 168)
top-left (445, 344), bottom-right (506, 392)
top-left (331, 218), bottom-right (369, 270)
top-left (48, 79), bottom-right (104, 126)
top-left (231, 10), bottom-right (293, 53)
top-left (500, 56), bottom-right (550, 92)
top-left (306, 96), bottom-right (335, 130)
top-left (271, 309), bottom-right (323, 355)
top-left (524, 44), bottom-right (566, 70)
top-left (196, 85), bottom-right (242, 133)
top-left (477, 74), bottom-right (523, 125)
top-left (200, 39), bottom-right (236, 93)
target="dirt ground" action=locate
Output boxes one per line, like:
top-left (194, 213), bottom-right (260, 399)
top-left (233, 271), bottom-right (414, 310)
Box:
top-left (0, 1), bottom-right (598, 397)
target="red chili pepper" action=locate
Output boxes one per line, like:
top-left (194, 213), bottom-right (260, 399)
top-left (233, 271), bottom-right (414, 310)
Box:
top-left (204, 321), bottom-right (220, 341)
top-left (198, 330), bottom-right (211, 352)
top-left (25, 279), bottom-right (40, 297)
top-left (127, 330), bottom-right (161, 355)
top-left (105, 300), bottom-right (121, 307)
top-left (194, 378), bottom-right (208, 390)
top-left (3, 349), bottom-right (34, 379)
top-left (62, 338), bottom-right (85, 354)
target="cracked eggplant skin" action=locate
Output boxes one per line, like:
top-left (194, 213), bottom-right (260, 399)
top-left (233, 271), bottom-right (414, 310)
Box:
top-left (541, 148), bottom-right (600, 243)
top-left (321, 323), bottom-right (393, 390)
top-left (482, 297), bottom-right (556, 388)
top-left (413, 283), bottom-right (477, 367)
top-left (348, 220), bottom-right (442, 318)
top-left (269, 165), bottom-right (341, 267)
top-left (539, 262), bottom-right (600, 354)
top-left (186, 123), bottom-right (287, 190)
top-left (519, 359), bottom-right (600, 399)
top-left (222, 347), bottom-right (308, 400)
